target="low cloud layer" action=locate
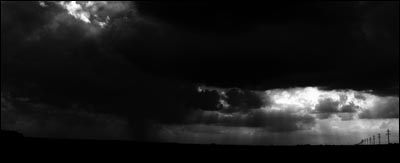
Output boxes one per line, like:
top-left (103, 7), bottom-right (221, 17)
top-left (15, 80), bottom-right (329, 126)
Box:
top-left (187, 109), bottom-right (315, 132)
top-left (185, 87), bottom-right (399, 133)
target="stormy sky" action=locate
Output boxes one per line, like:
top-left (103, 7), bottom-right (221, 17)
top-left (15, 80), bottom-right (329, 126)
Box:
top-left (1, 1), bottom-right (399, 145)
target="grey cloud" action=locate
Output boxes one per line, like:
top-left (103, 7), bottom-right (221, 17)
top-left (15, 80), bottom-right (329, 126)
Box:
top-left (359, 97), bottom-right (399, 119)
top-left (316, 113), bottom-right (333, 120)
top-left (340, 102), bottom-right (360, 113)
top-left (354, 92), bottom-right (367, 100)
top-left (249, 110), bottom-right (316, 132)
top-left (339, 94), bottom-right (348, 103)
top-left (337, 113), bottom-right (356, 121)
top-left (314, 98), bottom-right (359, 120)
top-left (315, 98), bottom-right (340, 113)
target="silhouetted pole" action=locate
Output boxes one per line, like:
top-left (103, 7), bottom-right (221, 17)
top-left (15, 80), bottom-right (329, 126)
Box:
top-left (369, 137), bottom-right (371, 145)
top-left (378, 133), bottom-right (381, 145)
top-left (386, 129), bottom-right (391, 144)
top-left (373, 135), bottom-right (375, 145)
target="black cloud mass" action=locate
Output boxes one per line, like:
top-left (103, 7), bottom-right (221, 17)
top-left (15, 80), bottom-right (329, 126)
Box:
top-left (132, 2), bottom-right (399, 96)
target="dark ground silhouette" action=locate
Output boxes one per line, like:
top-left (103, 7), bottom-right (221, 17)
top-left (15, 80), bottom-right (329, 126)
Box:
top-left (1, 129), bottom-right (398, 160)
top-left (0, 129), bottom-right (24, 138)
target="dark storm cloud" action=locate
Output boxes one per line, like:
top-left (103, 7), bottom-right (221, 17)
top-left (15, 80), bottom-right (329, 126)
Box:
top-left (128, 2), bottom-right (399, 96)
top-left (40, 2), bottom-right (398, 97)
top-left (220, 88), bottom-right (266, 113)
top-left (225, 89), bottom-right (265, 108)
top-left (362, 2), bottom-right (399, 50)
top-left (12, 1), bottom-right (393, 97)
top-left (189, 89), bottom-right (221, 111)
